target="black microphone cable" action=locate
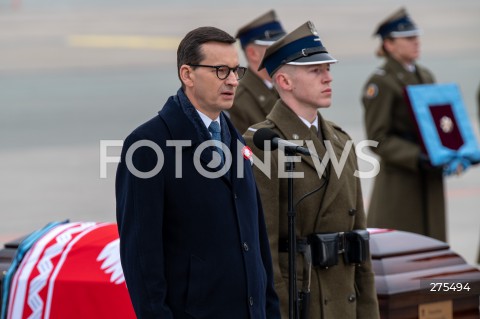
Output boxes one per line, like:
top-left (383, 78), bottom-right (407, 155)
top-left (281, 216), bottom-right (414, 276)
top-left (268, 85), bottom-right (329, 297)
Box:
top-left (294, 160), bottom-right (330, 211)
top-left (252, 126), bottom-right (331, 213)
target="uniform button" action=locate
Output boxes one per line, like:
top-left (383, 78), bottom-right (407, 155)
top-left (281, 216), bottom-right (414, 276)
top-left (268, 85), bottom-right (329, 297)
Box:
top-left (243, 242), bottom-right (249, 251)
top-left (249, 296), bottom-right (254, 306)
top-left (234, 193), bottom-right (238, 199)
top-left (348, 208), bottom-right (357, 216)
top-left (348, 293), bottom-right (356, 302)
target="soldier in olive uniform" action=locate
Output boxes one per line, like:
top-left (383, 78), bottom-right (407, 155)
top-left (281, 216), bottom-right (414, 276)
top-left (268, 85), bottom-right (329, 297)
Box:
top-left (230, 10), bottom-right (286, 134)
top-left (244, 21), bottom-right (380, 319)
top-left (361, 8), bottom-right (447, 242)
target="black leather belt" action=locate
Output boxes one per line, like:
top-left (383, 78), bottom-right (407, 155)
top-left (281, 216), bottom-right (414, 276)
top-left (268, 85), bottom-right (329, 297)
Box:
top-left (279, 233), bottom-right (346, 254)
top-left (278, 237), bottom-right (309, 253)
top-left (279, 230), bottom-right (370, 268)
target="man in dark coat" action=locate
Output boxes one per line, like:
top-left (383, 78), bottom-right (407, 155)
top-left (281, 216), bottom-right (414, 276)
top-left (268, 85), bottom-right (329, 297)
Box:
top-left (244, 21), bottom-right (380, 319)
top-left (116, 26), bottom-right (280, 319)
top-left (229, 10), bottom-right (286, 134)
top-left (361, 8), bottom-right (447, 241)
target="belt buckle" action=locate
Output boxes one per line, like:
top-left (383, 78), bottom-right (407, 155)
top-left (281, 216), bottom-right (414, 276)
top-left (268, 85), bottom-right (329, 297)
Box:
top-left (297, 237), bottom-right (308, 253)
top-left (337, 232), bottom-right (345, 254)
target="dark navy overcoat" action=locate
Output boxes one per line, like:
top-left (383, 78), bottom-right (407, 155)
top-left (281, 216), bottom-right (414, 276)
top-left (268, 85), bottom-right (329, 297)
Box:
top-left (116, 90), bottom-right (280, 319)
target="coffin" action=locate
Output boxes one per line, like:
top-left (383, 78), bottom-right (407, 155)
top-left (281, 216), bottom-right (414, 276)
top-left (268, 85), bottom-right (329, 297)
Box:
top-left (370, 228), bottom-right (480, 319)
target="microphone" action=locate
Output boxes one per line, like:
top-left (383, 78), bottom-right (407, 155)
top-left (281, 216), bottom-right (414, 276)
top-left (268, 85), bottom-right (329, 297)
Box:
top-left (253, 128), bottom-right (312, 156)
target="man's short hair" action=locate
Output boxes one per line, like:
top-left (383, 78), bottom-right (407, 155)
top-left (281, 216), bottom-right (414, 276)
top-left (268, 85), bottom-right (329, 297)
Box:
top-left (177, 27), bottom-right (236, 84)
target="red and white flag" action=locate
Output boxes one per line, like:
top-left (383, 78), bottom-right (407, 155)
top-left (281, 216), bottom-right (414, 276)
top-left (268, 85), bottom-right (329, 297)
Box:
top-left (7, 222), bottom-right (135, 319)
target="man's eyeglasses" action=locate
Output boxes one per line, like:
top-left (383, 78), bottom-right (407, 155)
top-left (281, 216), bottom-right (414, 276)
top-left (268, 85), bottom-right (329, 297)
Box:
top-left (188, 64), bottom-right (247, 80)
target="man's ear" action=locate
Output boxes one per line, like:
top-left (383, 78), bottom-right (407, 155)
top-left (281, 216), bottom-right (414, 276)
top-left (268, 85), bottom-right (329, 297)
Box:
top-left (274, 71), bottom-right (292, 91)
top-left (180, 65), bottom-right (194, 87)
top-left (246, 44), bottom-right (267, 65)
top-left (383, 38), bottom-right (395, 54)
top-left (245, 45), bottom-right (257, 61)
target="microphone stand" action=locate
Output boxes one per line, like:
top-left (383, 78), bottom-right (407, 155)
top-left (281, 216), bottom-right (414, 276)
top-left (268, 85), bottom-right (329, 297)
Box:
top-left (285, 149), bottom-right (299, 319)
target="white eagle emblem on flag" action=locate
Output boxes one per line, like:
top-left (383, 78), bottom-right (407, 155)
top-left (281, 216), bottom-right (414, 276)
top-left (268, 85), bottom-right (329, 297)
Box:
top-left (97, 238), bottom-right (125, 284)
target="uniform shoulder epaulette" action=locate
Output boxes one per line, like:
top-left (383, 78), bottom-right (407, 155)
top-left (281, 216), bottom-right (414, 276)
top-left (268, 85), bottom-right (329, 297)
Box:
top-left (326, 120), bottom-right (352, 141)
top-left (374, 68), bottom-right (386, 76)
top-left (245, 119), bottom-right (275, 135)
top-left (326, 120), bottom-right (347, 134)
top-left (254, 119), bottom-right (275, 129)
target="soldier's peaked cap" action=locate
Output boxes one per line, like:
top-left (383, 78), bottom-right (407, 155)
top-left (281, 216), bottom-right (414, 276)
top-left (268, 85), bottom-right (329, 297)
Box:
top-left (236, 10), bottom-right (286, 48)
top-left (374, 7), bottom-right (420, 39)
top-left (258, 21), bottom-right (337, 76)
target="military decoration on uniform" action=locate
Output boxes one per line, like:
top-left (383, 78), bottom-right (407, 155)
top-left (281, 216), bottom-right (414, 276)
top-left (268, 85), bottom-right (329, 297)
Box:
top-left (365, 83), bottom-right (378, 99)
top-left (405, 83), bottom-right (480, 175)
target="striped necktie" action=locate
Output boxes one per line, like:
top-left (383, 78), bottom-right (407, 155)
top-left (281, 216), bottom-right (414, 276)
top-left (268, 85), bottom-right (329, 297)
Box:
top-left (208, 121), bottom-right (224, 166)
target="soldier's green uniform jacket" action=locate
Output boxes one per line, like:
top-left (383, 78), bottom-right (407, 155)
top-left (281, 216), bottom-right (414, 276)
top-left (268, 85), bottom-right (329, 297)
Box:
top-left (361, 56), bottom-right (446, 241)
top-left (230, 68), bottom-right (278, 135)
top-left (244, 100), bottom-right (380, 319)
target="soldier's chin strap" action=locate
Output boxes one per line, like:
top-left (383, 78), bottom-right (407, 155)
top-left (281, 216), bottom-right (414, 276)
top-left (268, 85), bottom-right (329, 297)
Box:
top-left (281, 47), bottom-right (327, 64)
